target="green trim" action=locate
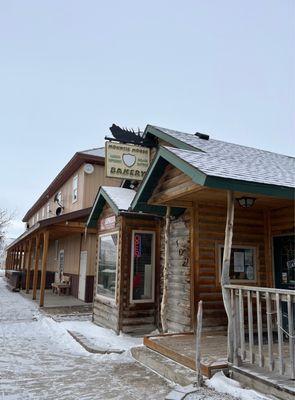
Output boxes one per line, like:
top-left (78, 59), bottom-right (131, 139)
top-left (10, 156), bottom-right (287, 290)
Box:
top-left (87, 188), bottom-right (120, 228)
top-left (205, 176), bottom-right (294, 200)
top-left (144, 125), bottom-right (202, 152)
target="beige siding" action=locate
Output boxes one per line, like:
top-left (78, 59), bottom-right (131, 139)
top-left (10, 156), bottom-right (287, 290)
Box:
top-left (28, 164), bottom-right (121, 227)
top-left (82, 164), bottom-right (121, 209)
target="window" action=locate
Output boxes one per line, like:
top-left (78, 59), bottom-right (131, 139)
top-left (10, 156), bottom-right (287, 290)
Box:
top-left (72, 175), bottom-right (78, 203)
top-left (56, 191), bottom-right (62, 205)
top-left (97, 233), bottom-right (118, 299)
top-left (47, 203), bottom-right (50, 217)
top-left (42, 207), bottom-right (45, 219)
top-left (32, 216), bottom-right (35, 225)
top-left (130, 231), bottom-right (155, 303)
top-left (36, 212), bottom-right (39, 221)
top-left (219, 245), bottom-right (257, 282)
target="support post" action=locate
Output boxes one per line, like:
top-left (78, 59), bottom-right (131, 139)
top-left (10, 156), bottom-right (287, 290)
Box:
top-left (39, 231), bottom-right (49, 307)
top-left (18, 245), bottom-right (23, 270)
top-left (195, 300), bottom-right (203, 386)
top-left (161, 206), bottom-right (171, 333)
top-left (221, 190), bottom-right (235, 363)
top-left (25, 239), bottom-right (33, 293)
top-left (32, 235), bottom-right (40, 300)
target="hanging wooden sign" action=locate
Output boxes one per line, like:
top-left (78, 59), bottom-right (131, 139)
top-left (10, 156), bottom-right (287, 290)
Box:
top-left (105, 141), bottom-right (150, 181)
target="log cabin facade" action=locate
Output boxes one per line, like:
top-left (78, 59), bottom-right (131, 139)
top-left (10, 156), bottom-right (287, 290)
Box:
top-left (5, 148), bottom-right (121, 305)
top-left (87, 186), bottom-right (161, 334)
top-left (131, 128), bottom-right (294, 330)
top-left (130, 126), bottom-right (295, 389)
top-left (85, 126), bottom-right (294, 339)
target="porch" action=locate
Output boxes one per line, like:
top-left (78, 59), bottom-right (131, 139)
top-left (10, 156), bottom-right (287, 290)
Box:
top-left (20, 289), bottom-right (88, 309)
top-left (5, 209), bottom-right (97, 307)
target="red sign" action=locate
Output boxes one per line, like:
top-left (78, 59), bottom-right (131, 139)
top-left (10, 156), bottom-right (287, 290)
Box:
top-left (134, 234), bottom-right (142, 258)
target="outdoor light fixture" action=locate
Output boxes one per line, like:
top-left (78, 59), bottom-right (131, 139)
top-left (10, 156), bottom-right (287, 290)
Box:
top-left (236, 197), bottom-right (256, 208)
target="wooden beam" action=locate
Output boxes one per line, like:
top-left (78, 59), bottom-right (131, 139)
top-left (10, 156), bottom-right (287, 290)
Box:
top-left (221, 190), bottom-right (235, 364)
top-left (39, 231), bottom-right (49, 307)
top-left (149, 183), bottom-right (204, 205)
top-left (32, 235), bottom-right (41, 300)
top-left (25, 239), bottom-right (33, 293)
top-left (155, 200), bottom-right (194, 208)
top-left (161, 206), bottom-right (170, 333)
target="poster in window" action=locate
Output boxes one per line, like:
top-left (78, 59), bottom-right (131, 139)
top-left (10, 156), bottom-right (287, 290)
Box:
top-left (234, 252), bottom-right (244, 272)
top-left (246, 265), bottom-right (254, 280)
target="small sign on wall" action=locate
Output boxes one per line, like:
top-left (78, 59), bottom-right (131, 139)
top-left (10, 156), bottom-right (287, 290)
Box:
top-left (100, 215), bottom-right (116, 231)
top-left (105, 141), bottom-right (150, 180)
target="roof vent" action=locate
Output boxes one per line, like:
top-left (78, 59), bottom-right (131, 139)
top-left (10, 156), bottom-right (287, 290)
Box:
top-left (195, 132), bottom-right (209, 140)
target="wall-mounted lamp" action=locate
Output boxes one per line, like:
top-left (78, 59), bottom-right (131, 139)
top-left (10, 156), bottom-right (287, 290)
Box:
top-left (236, 197), bottom-right (256, 208)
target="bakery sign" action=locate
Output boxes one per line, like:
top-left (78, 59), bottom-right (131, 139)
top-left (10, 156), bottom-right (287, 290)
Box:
top-left (105, 141), bottom-right (150, 180)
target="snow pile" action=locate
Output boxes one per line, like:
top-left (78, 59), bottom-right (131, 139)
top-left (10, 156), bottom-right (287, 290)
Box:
top-left (59, 320), bottom-right (142, 351)
top-left (206, 372), bottom-right (270, 400)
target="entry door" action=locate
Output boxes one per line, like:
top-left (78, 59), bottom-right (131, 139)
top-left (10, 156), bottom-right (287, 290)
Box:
top-left (273, 235), bottom-right (295, 290)
top-left (78, 251), bottom-right (87, 301)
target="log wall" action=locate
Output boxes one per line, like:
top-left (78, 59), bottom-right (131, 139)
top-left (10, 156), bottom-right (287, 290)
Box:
top-left (160, 210), bottom-right (192, 332)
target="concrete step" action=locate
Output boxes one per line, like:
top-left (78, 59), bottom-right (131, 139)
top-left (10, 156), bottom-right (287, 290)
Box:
top-left (131, 346), bottom-right (197, 386)
top-left (67, 330), bottom-right (124, 354)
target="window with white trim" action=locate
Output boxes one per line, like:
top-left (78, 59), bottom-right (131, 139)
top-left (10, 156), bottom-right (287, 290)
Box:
top-left (47, 203), bottom-right (50, 217)
top-left (97, 233), bottom-right (118, 299)
top-left (219, 244), bottom-right (257, 282)
top-left (130, 231), bottom-right (155, 303)
top-left (72, 175), bottom-right (78, 203)
top-left (42, 207), bottom-right (45, 219)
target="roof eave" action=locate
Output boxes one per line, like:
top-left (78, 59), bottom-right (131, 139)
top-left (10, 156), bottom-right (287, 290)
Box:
top-left (144, 125), bottom-right (202, 152)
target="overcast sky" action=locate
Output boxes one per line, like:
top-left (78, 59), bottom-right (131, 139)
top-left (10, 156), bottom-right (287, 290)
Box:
top-left (0, 0), bottom-right (294, 239)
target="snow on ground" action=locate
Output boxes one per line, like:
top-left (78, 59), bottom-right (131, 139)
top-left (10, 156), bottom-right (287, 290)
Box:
top-left (205, 372), bottom-right (270, 400)
top-left (0, 275), bottom-right (270, 400)
top-left (59, 320), bottom-right (142, 352)
top-left (0, 276), bottom-right (171, 399)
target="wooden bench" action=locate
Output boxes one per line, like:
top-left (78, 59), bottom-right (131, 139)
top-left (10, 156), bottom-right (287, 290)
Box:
top-left (51, 276), bottom-right (71, 296)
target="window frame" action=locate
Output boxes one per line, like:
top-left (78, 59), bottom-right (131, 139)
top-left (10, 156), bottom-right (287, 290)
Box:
top-left (130, 230), bottom-right (156, 304)
top-left (217, 243), bottom-right (258, 284)
top-left (96, 231), bottom-right (119, 303)
top-left (72, 175), bottom-right (78, 204)
top-left (47, 203), bottom-right (50, 217)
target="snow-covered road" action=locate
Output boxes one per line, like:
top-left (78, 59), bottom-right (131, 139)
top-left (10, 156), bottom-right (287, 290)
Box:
top-left (0, 276), bottom-right (171, 400)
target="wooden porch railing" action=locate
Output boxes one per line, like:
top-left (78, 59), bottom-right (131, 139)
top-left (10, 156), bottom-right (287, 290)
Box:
top-left (225, 284), bottom-right (295, 379)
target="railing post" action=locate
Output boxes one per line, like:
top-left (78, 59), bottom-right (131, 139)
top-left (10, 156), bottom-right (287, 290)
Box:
top-left (276, 293), bottom-right (284, 375)
top-left (287, 294), bottom-right (294, 380)
top-left (247, 290), bottom-right (254, 364)
top-left (256, 291), bottom-right (264, 368)
top-left (265, 292), bottom-right (274, 372)
top-left (239, 289), bottom-right (246, 360)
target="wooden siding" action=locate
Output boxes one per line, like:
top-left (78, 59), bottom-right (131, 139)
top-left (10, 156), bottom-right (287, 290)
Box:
top-left (92, 204), bottom-right (160, 334)
top-left (83, 165), bottom-right (121, 209)
top-left (120, 216), bottom-right (160, 334)
top-left (149, 164), bottom-right (295, 332)
top-left (93, 205), bottom-right (121, 332)
top-left (28, 164), bottom-right (121, 227)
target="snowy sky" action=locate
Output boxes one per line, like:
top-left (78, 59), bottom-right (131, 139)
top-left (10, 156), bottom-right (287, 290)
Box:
top-left (0, 0), bottom-right (294, 239)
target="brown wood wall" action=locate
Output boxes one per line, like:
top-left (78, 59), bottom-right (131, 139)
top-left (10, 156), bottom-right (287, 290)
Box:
top-left (93, 204), bottom-right (160, 334)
